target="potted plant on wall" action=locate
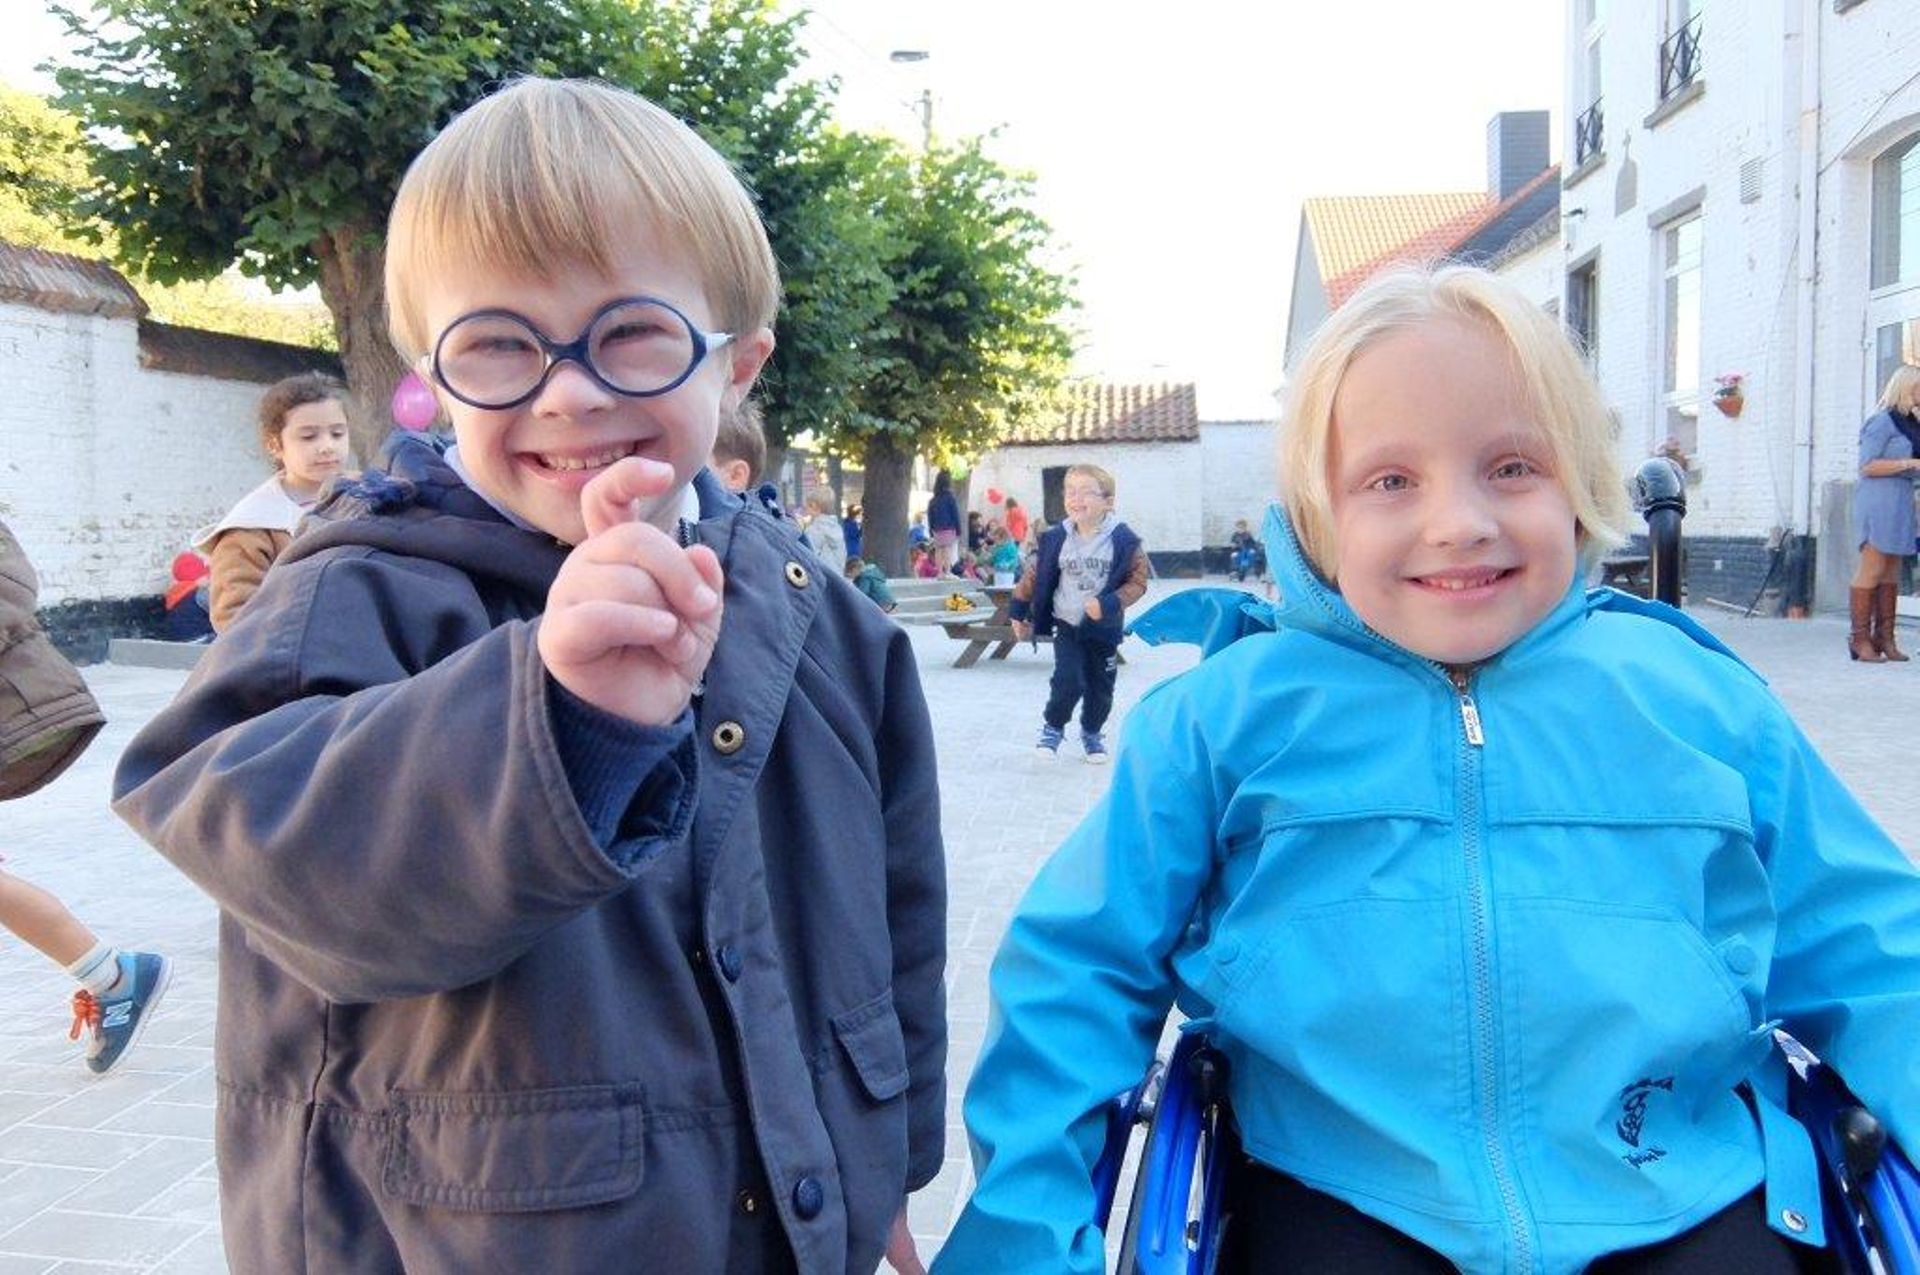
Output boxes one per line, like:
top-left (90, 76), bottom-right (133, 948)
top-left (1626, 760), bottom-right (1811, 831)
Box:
top-left (1712, 371), bottom-right (1746, 418)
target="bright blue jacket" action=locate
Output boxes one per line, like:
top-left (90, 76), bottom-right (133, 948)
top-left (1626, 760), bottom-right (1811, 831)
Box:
top-left (935, 506), bottom-right (1920, 1274)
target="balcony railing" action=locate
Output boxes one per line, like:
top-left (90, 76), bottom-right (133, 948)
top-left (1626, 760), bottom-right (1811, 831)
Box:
top-left (1575, 99), bottom-right (1604, 168)
top-left (1658, 13), bottom-right (1703, 102)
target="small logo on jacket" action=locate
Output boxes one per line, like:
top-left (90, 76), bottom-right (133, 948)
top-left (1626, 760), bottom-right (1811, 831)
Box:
top-left (1616, 1076), bottom-right (1674, 1167)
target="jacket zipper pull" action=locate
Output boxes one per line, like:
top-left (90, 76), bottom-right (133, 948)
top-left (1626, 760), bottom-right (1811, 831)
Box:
top-left (1449, 668), bottom-right (1485, 746)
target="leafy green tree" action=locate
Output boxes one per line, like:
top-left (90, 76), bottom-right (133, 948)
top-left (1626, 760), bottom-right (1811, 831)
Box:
top-left (51, 0), bottom-right (638, 460)
top-left (1, 82), bottom-right (337, 349)
top-left (848, 139), bottom-right (1077, 575)
top-left (605, 2), bottom-right (903, 467)
top-left (0, 81), bottom-right (94, 252)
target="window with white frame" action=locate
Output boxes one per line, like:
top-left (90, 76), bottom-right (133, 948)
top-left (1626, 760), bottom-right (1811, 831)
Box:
top-left (1870, 134), bottom-right (1919, 291)
top-left (1661, 214), bottom-right (1703, 461)
top-left (1868, 132), bottom-right (1920, 405)
top-left (1568, 258), bottom-right (1599, 361)
top-left (1576, 0), bottom-right (1606, 166)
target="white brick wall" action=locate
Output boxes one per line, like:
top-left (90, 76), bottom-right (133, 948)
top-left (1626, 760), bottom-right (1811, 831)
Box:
top-left (1561, 0), bottom-right (1920, 587)
top-left (967, 440), bottom-right (1205, 554)
top-left (0, 302), bottom-right (282, 605)
top-left (1199, 420), bottom-right (1281, 546)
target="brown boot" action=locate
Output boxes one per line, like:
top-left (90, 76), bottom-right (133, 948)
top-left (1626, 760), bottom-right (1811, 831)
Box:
top-left (1875, 582), bottom-right (1910, 660)
top-left (1851, 587), bottom-right (1886, 661)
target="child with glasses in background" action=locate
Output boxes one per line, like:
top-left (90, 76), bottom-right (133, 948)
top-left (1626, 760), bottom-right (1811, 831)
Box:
top-left (1010, 464), bottom-right (1149, 764)
top-left (114, 77), bottom-right (945, 1274)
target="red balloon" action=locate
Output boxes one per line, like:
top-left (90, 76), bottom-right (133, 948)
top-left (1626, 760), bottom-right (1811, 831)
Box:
top-left (172, 551), bottom-right (209, 583)
top-left (986, 487), bottom-right (1004, 505)
top-left (390, 371), bottom-right (439, 431)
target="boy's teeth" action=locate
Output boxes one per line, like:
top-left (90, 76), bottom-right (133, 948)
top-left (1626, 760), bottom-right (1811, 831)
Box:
top-left (540, 443), bottom-right (636, 471)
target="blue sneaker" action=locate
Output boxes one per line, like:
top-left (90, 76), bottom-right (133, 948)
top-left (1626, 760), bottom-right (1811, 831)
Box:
top-left (1081, 731), bottom-right (1110, 764)
top-left (1035, 724), bottom-right (1065, 756)
top-left (69, 952), bottom-right (172, 1075)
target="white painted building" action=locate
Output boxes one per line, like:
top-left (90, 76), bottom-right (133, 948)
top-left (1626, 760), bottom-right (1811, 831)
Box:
top-left (0, 243), bottom-right (341, 655)
top-left (1561, 0), bottom-right (1920, 609)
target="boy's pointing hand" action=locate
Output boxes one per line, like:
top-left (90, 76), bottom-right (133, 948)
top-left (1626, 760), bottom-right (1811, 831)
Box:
top-left (540, 457), bottom-right (723, 726)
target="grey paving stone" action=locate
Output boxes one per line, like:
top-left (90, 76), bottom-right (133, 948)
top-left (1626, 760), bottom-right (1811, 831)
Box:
top-left (0, 1165), bottom-right (93, 1235)
top-left (145, 1230), bottom-right (227, 1275)
top-left (0, 1256), bottom-right (55, 1275)
top-left (0, 1211), bottom-right (201, 1266)
top-left (72, 1139), bottom-right (215, 1217)
top-left (0, 1124), bottom-right (150, 1173)
top-left (132, 1178), bottom-right (219, 1227)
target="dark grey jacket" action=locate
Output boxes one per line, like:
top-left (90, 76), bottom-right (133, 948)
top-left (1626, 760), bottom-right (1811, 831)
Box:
top-left (113, 453), bottom-right (946, 1273)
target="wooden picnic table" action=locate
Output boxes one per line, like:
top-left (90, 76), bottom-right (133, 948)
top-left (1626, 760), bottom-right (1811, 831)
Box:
top-left (936, 584), bottom-right (1040, 669)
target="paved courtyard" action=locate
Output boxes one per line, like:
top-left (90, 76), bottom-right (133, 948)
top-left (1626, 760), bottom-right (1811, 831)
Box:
top-left (3, 582), bottom-right (1920, 1272)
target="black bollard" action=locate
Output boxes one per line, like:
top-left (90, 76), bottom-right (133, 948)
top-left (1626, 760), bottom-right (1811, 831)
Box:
top-left (1632, 457), bottom-right (1688, 608)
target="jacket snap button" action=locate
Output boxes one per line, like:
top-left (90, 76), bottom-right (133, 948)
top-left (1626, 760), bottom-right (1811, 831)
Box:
top-left (716, 943), bottom-right (744, 982)
top-left (1722, 941), bottom-right (1758, 977)
top-left (792, 1175), bottom-right (825, 1220)
top-left (737, 1188), bottom-right (760, 1215)
top-left (1781, 1208), bottom-right (1808, 1233)
top-left (784, 561), bottom-right (810, 589)
top-left (711, 721), bottom-right (746, 755)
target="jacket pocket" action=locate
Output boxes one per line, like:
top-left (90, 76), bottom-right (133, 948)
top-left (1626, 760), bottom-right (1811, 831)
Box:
top-left (832, 989), bottom-right (909, 1102)
top-left (381, 1084), bottom-right (644, 1213)
top-left (1503, 899), bottom-right (1758, 1225)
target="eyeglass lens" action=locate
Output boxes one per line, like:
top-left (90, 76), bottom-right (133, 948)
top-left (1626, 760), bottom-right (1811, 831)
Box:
top-left (436, 300), bottom-right (701, 406)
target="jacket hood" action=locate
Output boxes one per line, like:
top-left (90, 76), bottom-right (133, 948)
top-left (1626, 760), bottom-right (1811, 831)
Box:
top-left (280, 434), bottom-right (749, 600)
top-left (193, 475), bottom-right (307, 549)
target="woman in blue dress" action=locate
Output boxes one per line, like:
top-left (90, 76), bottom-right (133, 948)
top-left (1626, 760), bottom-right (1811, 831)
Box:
top-left (1851, 364), bottom-right (1920, 662)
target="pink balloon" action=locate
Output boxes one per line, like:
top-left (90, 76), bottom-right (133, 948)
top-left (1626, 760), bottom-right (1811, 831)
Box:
top-left (390, 371), bottom-right (439, 431)
top-left (986, 487), bottom-right (1004, 505)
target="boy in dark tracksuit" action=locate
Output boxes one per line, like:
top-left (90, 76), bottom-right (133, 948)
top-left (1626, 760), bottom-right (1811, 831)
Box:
top-left (1009, 464), bottom-right (1150, 763)
top-left (112, 79), bottom-right (945, 1274)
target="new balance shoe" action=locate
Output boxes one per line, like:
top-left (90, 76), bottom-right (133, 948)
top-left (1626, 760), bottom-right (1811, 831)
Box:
top-left (69, 951), bottom-right (172, 1076)
top-left (1035, 724), bottom-right (1065, 756)
top-left (1081, 731), bottom-right (1110, 764)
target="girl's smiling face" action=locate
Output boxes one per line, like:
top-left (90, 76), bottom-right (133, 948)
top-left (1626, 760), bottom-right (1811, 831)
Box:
top-left (1326, 316), bottom-right (1577, 668)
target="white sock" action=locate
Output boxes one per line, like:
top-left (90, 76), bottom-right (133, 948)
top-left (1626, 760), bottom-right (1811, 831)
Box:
top-left (66, 943), bottom-right (124, 997)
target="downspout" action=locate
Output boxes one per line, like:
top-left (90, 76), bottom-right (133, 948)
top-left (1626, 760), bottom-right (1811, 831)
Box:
top-left (1788, 0), bottom-right (1822, 609)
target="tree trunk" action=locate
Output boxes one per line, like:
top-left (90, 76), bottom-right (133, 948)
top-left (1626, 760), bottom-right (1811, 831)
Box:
top-left (765, 442), bottom-right (790, 500)
top-left (314, 224), bottom-right (409, 469)
top-left (860, 431), bottom-right (915, 577)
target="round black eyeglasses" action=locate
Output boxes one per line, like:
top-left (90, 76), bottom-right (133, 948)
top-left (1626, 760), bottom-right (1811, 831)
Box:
top-left (427, 296), bottom-right (733, 411)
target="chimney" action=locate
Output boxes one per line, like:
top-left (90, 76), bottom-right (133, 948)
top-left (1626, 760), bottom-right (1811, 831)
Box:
top-left (1487, 111), bottom-right (1550, 200)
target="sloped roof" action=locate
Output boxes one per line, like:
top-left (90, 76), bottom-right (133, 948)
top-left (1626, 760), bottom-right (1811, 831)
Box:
top-left (1002, 382), bottom-right (1200, 447)
top-left (1448, 166), bottom-right (1562, 268)
top-left (0, 240), bottom-right (146, 320)
top-left (138, 319), bottom-right (342, 384)
top-left (1304, 192), bottom-right (1490, 305)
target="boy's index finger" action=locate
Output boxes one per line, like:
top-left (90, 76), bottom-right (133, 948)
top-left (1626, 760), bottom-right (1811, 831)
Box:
top-left (580, 456), bottom-right (677, 539)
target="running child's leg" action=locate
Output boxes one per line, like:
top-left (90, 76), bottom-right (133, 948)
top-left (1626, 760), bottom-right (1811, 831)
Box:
top-left (1042, 622), bottom-right (1087, 731)
top-left (0, 865), bottom-right (98, 967)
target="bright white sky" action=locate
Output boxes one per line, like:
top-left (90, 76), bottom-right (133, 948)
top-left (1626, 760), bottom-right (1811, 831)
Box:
top-left (3, 0), bottom-right (1566, 420)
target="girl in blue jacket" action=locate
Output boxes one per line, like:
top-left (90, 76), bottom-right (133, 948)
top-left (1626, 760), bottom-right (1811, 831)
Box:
top-left (935, 264), bottom-right (1920, 1274)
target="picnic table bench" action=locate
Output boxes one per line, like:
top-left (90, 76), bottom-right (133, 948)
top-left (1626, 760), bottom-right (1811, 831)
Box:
top-left (894, 584), bottom-right (1047, 668)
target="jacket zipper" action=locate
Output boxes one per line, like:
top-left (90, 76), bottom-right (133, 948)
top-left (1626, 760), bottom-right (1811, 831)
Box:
top-left (1447, 666), bottom-right (1532, 1271)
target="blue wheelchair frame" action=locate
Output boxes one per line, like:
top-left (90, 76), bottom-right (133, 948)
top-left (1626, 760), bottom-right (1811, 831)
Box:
top-left (1094, 1032), bottom-right (1918, 1275)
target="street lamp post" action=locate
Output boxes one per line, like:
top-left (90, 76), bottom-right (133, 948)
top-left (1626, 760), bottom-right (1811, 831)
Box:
top-left (889, 49), bottom-right (932, 151)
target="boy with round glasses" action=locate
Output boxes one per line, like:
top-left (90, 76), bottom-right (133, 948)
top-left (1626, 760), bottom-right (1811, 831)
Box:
top-left (113, 77), bottom-right (945, 1274)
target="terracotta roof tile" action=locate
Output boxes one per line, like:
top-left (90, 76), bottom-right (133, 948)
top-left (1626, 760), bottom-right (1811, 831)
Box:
top-left (1003, 382), bottom-right (1200, 447)
top-left (1303, 192), bottom-right (1490, 291)
top-left (0, 240), bottom-right (146, 320)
